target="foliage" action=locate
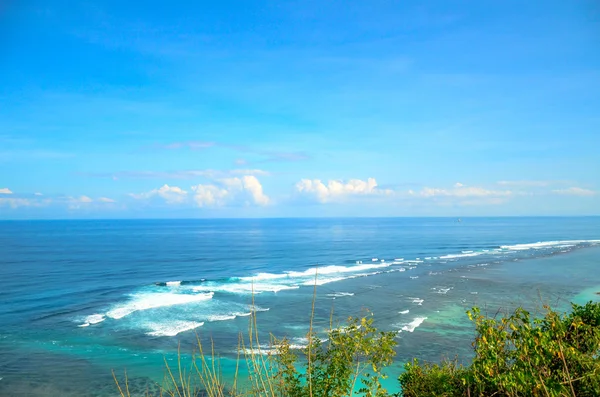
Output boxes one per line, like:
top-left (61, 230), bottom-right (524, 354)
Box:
top-left (399, 301), bottom-right (600, 397)
top-left (272, 315), bottom-right (398, 397)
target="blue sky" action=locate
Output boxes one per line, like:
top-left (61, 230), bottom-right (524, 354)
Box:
top-left (1, 0), bottom-right (599, 218)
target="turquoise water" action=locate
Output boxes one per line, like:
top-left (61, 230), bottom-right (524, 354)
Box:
top-left (1, 217), bottom-right (599, 396)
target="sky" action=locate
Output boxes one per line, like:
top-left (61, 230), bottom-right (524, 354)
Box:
top-left (0, 0), bottom-right (599, 219)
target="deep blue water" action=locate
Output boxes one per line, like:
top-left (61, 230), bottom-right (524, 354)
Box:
top-left (1, 217), bottom-right (599, 396)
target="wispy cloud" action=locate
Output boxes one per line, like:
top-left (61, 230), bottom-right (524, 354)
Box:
top-left (261, 151), bottom-right (310, 162)
top-left (413, 183), bottom-right (513, 198)
top-left (80, 168), bottom-right (270, 180)
top-left (0, 188), bottom-right (13, 194)
top-left (0, 198), bottom-right (37, 208)
top-left (130, 184), bottom-right (189, 204)
top-left (0, 149), bottom-right (75, 162)
top-left (552, 187), bottom-right (596, 197)
top-left (151, 140), bottom-right (311, 163)
top-left (97, 197), bottom-right (116, 203)
top-left (496, 180), bottom-right (571, 187)
top-left (151, 141), bottom-right (216, 150)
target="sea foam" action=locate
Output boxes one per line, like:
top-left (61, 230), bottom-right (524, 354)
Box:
top-left (106, 292), bottom-right (214, 320)
top-left (146, 320), bottom-right (205, 337)
top-left (399, 317), bottom-right (427, 333)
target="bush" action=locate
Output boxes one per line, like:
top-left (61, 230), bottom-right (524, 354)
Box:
top-left (399, 301), bottom-right (600, 397)
top-left (273, 315), bottom-right (398, 397)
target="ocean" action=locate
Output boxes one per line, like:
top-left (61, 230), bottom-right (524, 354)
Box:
top-left (1, 217), bottom-right (599, 396)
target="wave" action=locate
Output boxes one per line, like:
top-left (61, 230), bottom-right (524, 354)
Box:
top-left (78, 314), bottom-right (105, 327)
top-left (192, 283), bottom-right (300, 294)
top-left (326, 292), bottom-right (355, 298)
top-left (398, 317), bottom-right (427, 333)
top-left (208, 314), bottom-right (237, 322)
top-left (146, 320), bottom-right (205, 337)
top-left (106, 292), bottom-right (214, 320)
top-left (155, 279), bottom-right (205, 286)
top-left (440, 252), bottom-right (485, 259)
top-left (432, 287), bottom-right (453, 295)
top-left (176, 263), bottom-right (393, 295)
top-left (77, 238), bottom-right (600, 337)
top-left (399, 310), bottom-right (410, 314)
top-left (500, 240), bottom-right (600, 251)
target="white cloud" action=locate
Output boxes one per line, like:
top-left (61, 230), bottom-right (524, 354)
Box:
top-left (0, 188), bottom-right (13, 194)
top-left (229, 169), bottom-right (271, 176)
top-left (34, 192), bottom-right (43, 196)
top-left (131, 184), bottom-right (188, 204)
top-left (192, 176), bottom-right (270, 207)
top-left (497, 180), bottom-right (558, 187)
top-left (0, 198), bottom-right (34, 208)
top-left (552, 187), bottom-right (596, 197)
top-left (98, 197), bottom-right (116, 203)
top-left (191, 184), bottom-right (230, 207)
top-left (294, 178), bottom-right (390, 203)
top-left (414, 185), bottom-right (512, 198)
top-left (84, 168), bottom-right (270, 180)
top-left (65, 195), bottom-right (95, 209)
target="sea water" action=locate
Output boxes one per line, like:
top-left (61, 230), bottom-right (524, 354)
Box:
top-left (1, 217), bottom-right (599, 396)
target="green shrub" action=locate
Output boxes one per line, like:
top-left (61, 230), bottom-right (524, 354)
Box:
top-left (273, 315), bottom-right (398, 397)
top-left (399, 301), bottom-right (600, 397)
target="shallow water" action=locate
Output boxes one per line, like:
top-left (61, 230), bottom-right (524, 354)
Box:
top-left (1, 217), bottom-right (599, 396)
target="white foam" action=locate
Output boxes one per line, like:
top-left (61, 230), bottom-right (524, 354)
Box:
top-left (248, 305), bottom-right (270, 313)
top-left (166, 281), bottom-right (182, 287)
top-left (87, 314), bottom-right (105, 324)
top-left (410, 276), bottom-right (419, 279)
top-left (399, 317), bottom-right (427, 333)
top-left (146, 320), bottom-right (204, 337)
top-left (440, 252), bottom-right (484, 259)
top-left (326, 292), bottom-right (355, 298)
top-left (399, 310), bottom-right (409, 314)
top-left (229, 263), bottom-right (391, 294)
top-left (106, 292), bottom-right (214, 320)
top-left (78, 314), bottom-right (105, 327)
top-left (500, 240), bottom-right (600, 251)
top-left (411, 298), bottom-right (424, 305)
top-left (208, 314), bottom-right (237, 322)
top-left (288, 263), bottom-right (391, 276)
top-left (192, 283), bottom-right (299, 294)
top-left (303, 276), bottom-right (347, 286)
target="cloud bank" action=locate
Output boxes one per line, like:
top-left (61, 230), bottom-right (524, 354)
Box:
top-left (294, 178), bottom-right (393, 203)
top-left (131, 176), bottom-right (270, 208)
